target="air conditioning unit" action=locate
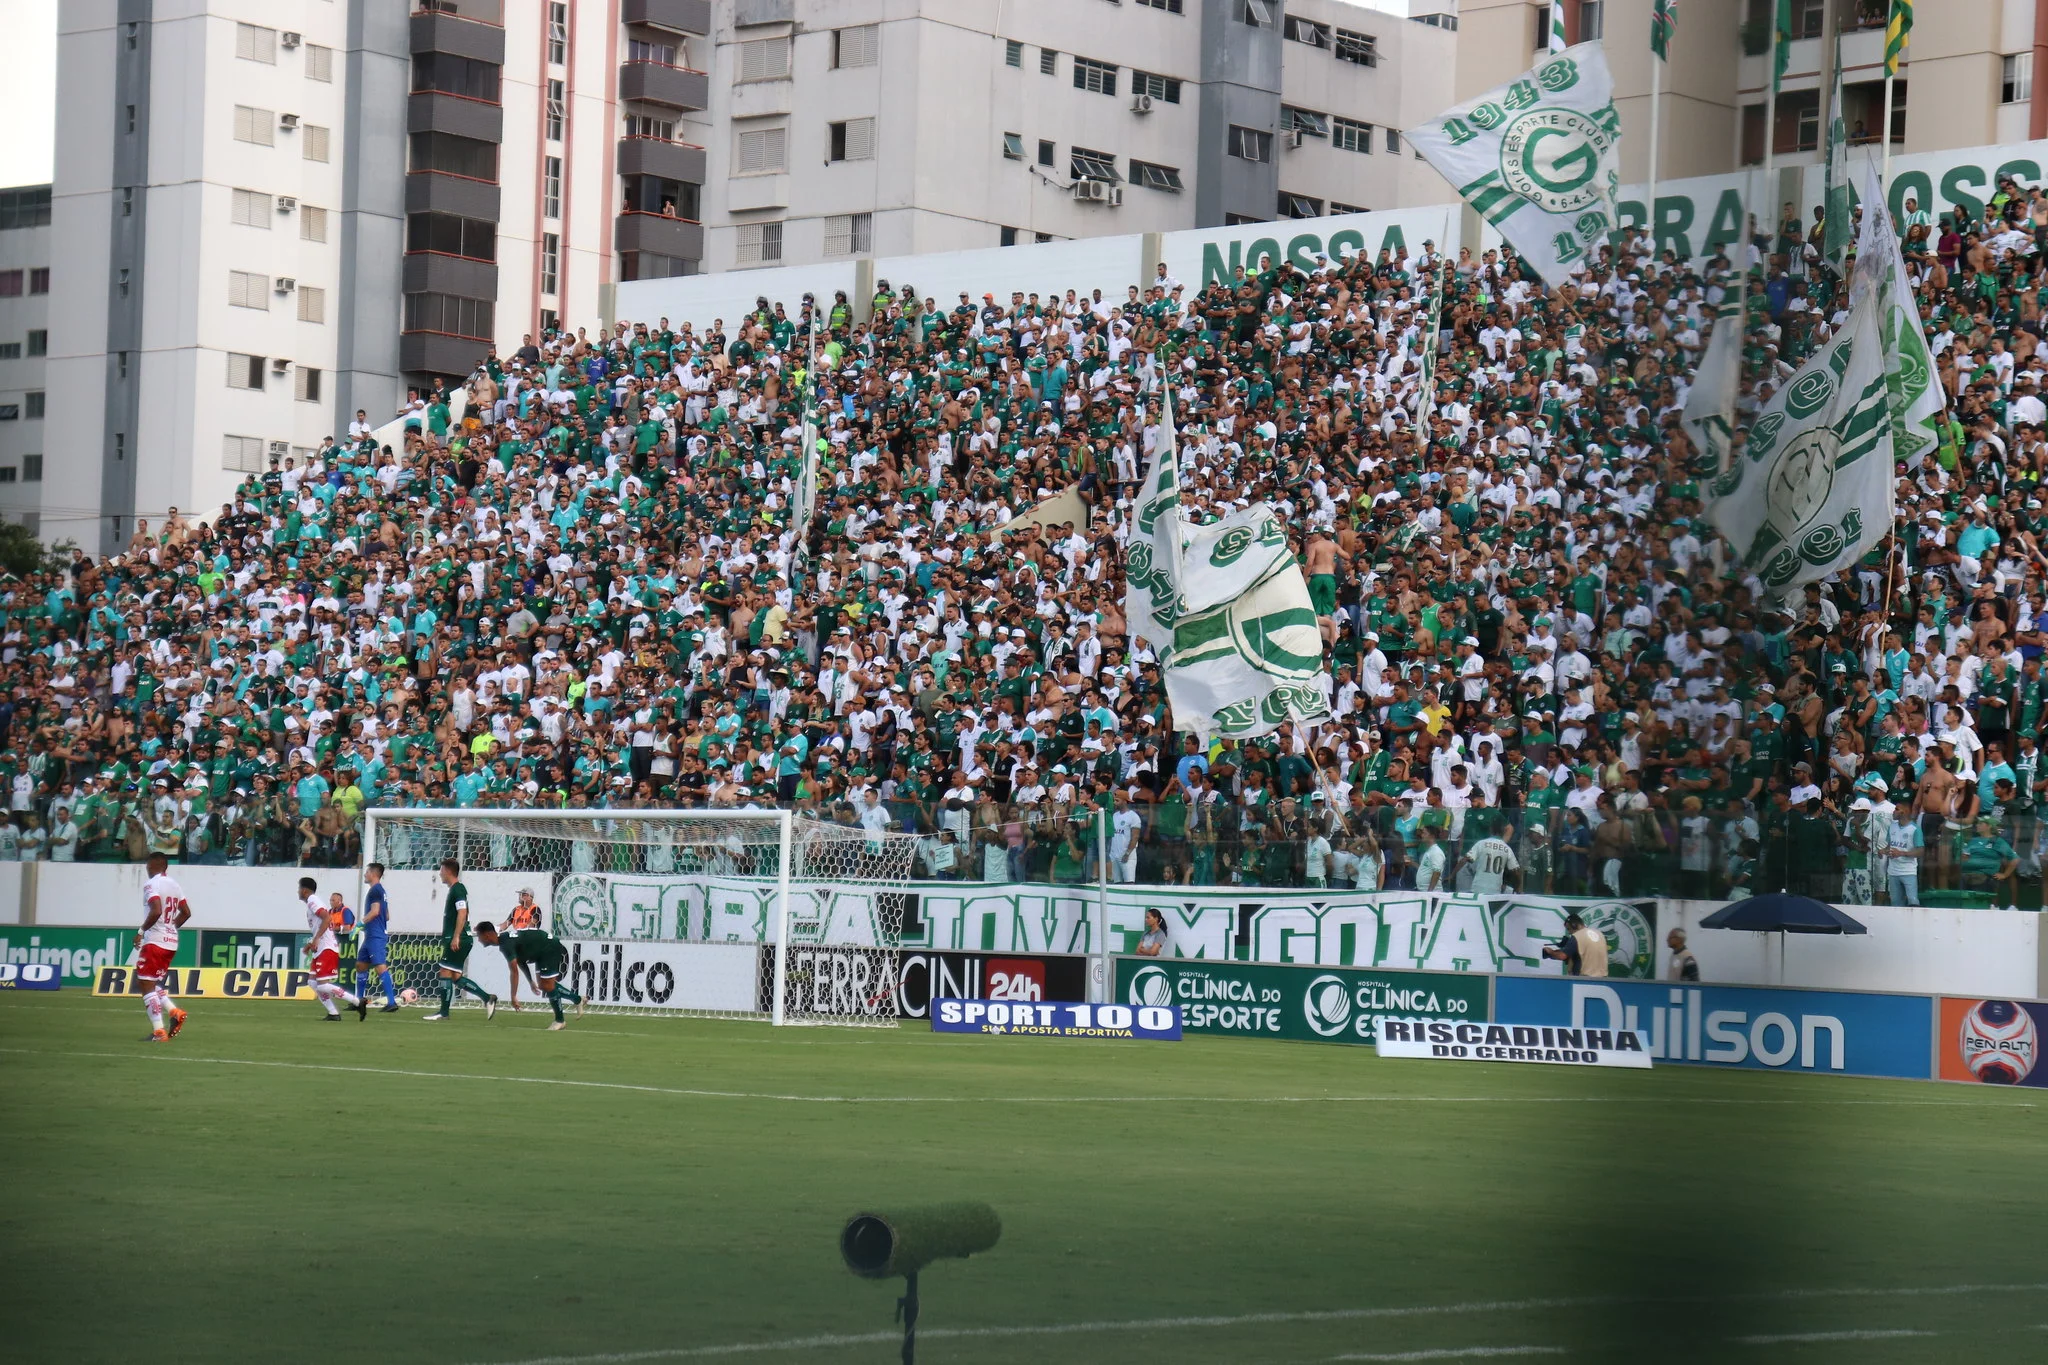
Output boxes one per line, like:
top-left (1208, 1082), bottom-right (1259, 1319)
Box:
top-left (1131, 93), bottom-right (1154, 115)
top-left (271, 357), bottom-right (292, 374)
top-left (1286, 128), bottom-right (1305, 150)
top-left (277, 195), bottom-right (298, 212)
top-left (268, 440), bottom-right (291, 457)
top-left (274, 276), bottom-right (298, 292)
top-left (280, 112), bottom-right (301, 130)
top-left (1107, 186), bottom-right (1124, 208)
top-left (282, 31), bottom-right (302, 49)
top-left (1072, 179), bottom-right (1110, 203)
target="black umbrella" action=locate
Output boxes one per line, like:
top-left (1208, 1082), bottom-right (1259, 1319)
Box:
top-left (1698, 894), bottom-right (1866, 986)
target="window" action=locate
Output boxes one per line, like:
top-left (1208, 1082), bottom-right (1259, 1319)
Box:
top-left (1002, 131), bottom-right (1024, 159)
top-left (1000, 225), bottom-right (1019, 246)
top-left (1133, 71), bottom-right (1181, 103)
top-left (126, 104), bottom-right (136, 134)
top-left (834, 25), bottom-right (878, 68)
top-left (734, 221), bottom-right (783, 266)
top-left (231, 188), bottom-right (272, 227)
top-left (113, 432), bottom-right (124, 461)
top-left (0, 405), bottom-right (16, 421)
top-left (117, 351), bottom-right (128, 378)
top-left (540, 232), bottom-right (560, 294)
top-left (23, 392), bottom-right (43, 420)
top-left (1579, 1), bottom-right (1605, 40)
top-left (1279, 191), bottom-right (1322, 219)
top-left (412, 53), bottom-right (500, 101)
top-left (122, 186), bottom-right (133, 216)
top-left (1037, 138), bottom-right (1056, 167)
top-left (27, 269), bottom-right (48, 295)
top-left (628, 37), bottom-right (679, 66)
top-left (0, 343), bottom-right (17, 359)
top-left (544, 156), bottom-right (562, 218)
top-left (1334, 28), bottom-right (1377, 64)
top-left (234, 105), bottom-right (276, 146)
top-left (236, 23), bottom-right (276, 64)
top-left (298, 285), bottom-right (326, 323)
top-left (734, 125), bottom-right (788, 174)
top-left (1411, 12), bottom-right (1458, 29)
top-left (1005, 39), bottom-right (1023, 67)
top-left (226, 352), bottom-right (266, 390)
top-left (303, 124), bottom-right (330, 162)
top-left (1283, 16), bottom-right (1330, 46)
top-left (548, 2), bottom-right (568, 64)
top-left (0, 187), bottom-right (51, 229)
top-left (624, 174), bottom-right (699, 217)
top-left (0, 469), bottom-right (16, 485)
top-left (1130, 159), bottom-right (1183, 192)
top-left (619, 252), bottom-right (695, 281)
top-left (223, 435), bottom-right (266, 473)
top-left (737, 38), bottom-right (791, 82)
top-left (300, 205), bottom-right (327, 242)
top-left (1070, 145), bottom-right (1119, 181)
top-left (22, 455), bottom-right (40, 482)
top-left (1228, 125), bottom-right (1272, 162)
top-left (402, 292), bottom-right (494, 338)
top-left (1384, 127), bottom-right (1400, 154)
top-left (1073, 57), bottom-right (1118, 96)
top-left (1137, 0), bottom-right (1183, 11)
top-left (25, 331), bottom-right (45, 358)
top-left (409, 131), bottom-right (497, 180)
top-left (1039, 48), bottom-right (1058, 75)
top-left (406, 212), bottom-right (497, 260)
top-left (546, 80), bottom-right (565, 139)
top-left (306, 43), bottom-right (333, 82)
top-left (1238, 0), bottom-right (1272, 27)
top-left (624, 114), bottom-right (676, 141)
top-left (828, 118), bottom-right (875, 162)
top-left (0, 271), bottom-right (17, 296)
top-left (296, 366), bottom-right (322, 403)
top-left (228, 270), bottom-right (269, 309)
top-left (2004, 53), bottom-right (2033, 105)
top-left (1330, 200), bottom-right (1366, 215)
top-left (1284, 106), bottom-right (1329, 138)
top-left (824, 212), bottom-right (872, 256)
top-left (1333, 116), bottom-right (1373, 153)
top-left (117, 268), bottom-right (129, 297)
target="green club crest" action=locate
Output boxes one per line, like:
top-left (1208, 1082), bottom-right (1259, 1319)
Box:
top-left (1498, 108), bottom-right (1614, 214)
top-left (1783, 370), bottom-right (1836, 418)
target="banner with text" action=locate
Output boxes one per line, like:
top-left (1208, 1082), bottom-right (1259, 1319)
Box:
top-left (1116, 956), bottom-right (1487, 1046)
top-left (2, 926), bottom-right (195, 986)
top-left (1938, 997), bottom-right (2048, 1087)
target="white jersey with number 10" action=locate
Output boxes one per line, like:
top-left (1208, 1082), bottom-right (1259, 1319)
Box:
top-left (1465, 837), bottom-right (1520, 893)
top-left (140, 872), bottom-right (186, 950)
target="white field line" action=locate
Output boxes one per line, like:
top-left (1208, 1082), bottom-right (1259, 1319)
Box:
top-left (1735, 1329), bottom-right (1938, 1344)
top-left (460, 1284), bottom-right (2048, 1365)
top-left (1335, 1349), bottom-right (1567, 1361)
top-left (0, 1047), bottom-right (2033, 1108)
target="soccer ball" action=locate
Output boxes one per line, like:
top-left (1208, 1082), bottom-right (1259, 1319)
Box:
top-left (399, 988), bottom-right (420, 1006)
top-left (1960, 1000), bottom-right (2038, 1084)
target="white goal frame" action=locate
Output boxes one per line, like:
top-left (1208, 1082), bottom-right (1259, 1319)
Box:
top-left (358, 807), bottom-right (913, 1026)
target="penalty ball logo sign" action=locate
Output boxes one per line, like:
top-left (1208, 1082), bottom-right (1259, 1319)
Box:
top-left (1939, 998), bottom-right (2048, 1087)
top-left (1377, 1018), bottom-right (1653, 1068)
top-left (931, 998), bottom-right (1183, 1041)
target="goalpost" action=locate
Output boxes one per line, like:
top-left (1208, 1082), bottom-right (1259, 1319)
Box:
top-left (358, 808), bottom-right (922, 1025)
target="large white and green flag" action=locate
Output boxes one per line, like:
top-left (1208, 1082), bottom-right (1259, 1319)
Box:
top-left (1707, 287), bottom-right (1893, 595)
top-left (1126, 388), bottom-right (1187, 659)
top-left (1680, 288), bottom-right (1743, 478)
top-left (1409, 42), bottom-right (1622, 290)
top-left (1164, 557), bottom-right (1332, 743)
top-left (1850, 164), bottom-right (1944, 467)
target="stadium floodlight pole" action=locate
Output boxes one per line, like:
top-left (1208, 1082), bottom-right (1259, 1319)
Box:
top-left (1094, 805), bottom-right (1110, 1004)
top-left (773, 807), bottom-right (794, 1026)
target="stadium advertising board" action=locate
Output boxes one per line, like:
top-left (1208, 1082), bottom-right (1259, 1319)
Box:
top-left (754, 948), bottom-right (1089, 1020)
top-left (2, 926), bottom-right (193, 986)
top-left (93, 964), bottom-right (322, 1001)
top-left (467, 938), bottom-right (757, 1014)
top-left (551, 874), bottom-right (1655, 979)
top-left (196, 929), bottom-right (308, 972)
top-left (1116, 957), bottom-right (1486, 1046)
top-left (1938, 998), bottom-right (2048, 1087)
top-left (0, 962), bottom-right (61, 990)
top-left (1377, 1018), bottom-right (1652, 1069)
top-left (1494, 977), bottom-right (1933, 1080)
top-left (932, 998), bottom-right (1183, 1040)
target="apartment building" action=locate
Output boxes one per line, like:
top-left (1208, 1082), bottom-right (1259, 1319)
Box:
top-left (0, 187), bottom-right (51, 530)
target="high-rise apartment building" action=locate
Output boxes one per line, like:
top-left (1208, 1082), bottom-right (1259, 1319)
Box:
top-left (0, 186), bottom-right (52, 531)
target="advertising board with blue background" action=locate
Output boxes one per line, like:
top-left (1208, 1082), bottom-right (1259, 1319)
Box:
top-left (1495, 977), bottom-right (1933, 1080)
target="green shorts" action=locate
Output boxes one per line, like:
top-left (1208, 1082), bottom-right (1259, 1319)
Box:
top-left (1309, 574), bottom-right (1338, 616)
top-left (439, 935), bottom-right (472, 973)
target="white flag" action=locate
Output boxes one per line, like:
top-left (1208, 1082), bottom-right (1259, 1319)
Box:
top-left (1707, 287), bottom-right (1893, 596)
top-left (1680, 289), bottom-right (1743, 479)
top-left (1163, 559), bottom-right (1332, 743)
top-left (1409, 42), bottom-right (1622, 290)
top-left (1180, 503), bottom-right (1293, 616)
top-left (1125, 388), bottom-right (1186, 659)
top-left (1851, 164), bottom-right (1945, 468)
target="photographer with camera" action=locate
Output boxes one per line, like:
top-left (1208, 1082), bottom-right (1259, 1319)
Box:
top-left (1541, 911), bottom-right (1609, 977)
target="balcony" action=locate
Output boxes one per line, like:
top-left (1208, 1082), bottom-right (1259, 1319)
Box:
top-left (405, 170), bottom-right (501, 221)
top-left (403, 252), bottom-right (498, 299)
top-left (616, 211), bottom-right (704, 261)
top-left (618, 136), bottom-right (706, 184)
top-left (410, 10), bottom-right (505, 63)
top-left (407, 90), bottom-right (503, 143)
top-left (400, 331), bottom-right (488, 379)
top-left (623, 0), bottom-right (711, 35)
top-left (618, 61), bottom-right (708, 112)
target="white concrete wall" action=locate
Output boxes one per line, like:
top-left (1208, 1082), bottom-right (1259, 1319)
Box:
top-left (1658, 899), bottom-right (2041, 1000)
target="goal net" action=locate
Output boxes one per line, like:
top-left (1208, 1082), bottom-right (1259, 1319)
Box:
top-left (359, 809), bottom-right (921, 1025)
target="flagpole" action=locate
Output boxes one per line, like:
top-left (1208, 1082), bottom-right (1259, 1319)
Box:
top-left (1880, 72), bottom-right (1894, 184)
top-left (1762, 7), bottom-right (1779, 244)
top-left (1649, 48), bottom-right (1664, 255)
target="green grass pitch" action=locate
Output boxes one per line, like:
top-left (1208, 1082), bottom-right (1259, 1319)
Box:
top-left (2, 991), bottom-right (2044, 1365)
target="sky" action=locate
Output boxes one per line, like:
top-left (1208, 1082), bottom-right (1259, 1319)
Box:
top-left (0, 0), bottom-right (57, 189)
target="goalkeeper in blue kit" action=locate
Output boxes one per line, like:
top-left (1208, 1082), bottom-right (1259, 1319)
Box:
top-left (475, 921), bottom-right (584, 1030)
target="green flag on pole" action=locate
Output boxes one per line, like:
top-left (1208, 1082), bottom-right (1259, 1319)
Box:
top-left (1773, 0), bottom-right (1793, 90)
top-left (1884, 0), bottom-right (1913, 77)
top-left (1651, 0), bottom-right (1677, 60)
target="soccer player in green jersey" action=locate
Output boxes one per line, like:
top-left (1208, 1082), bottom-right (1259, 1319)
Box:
top-left (424, 858), bottom-right (497, 1022)
top-left (475, 921), bottom-right (584, 1031)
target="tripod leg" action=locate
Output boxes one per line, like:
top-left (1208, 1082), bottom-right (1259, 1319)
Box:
top-left (898, 1271), bottom-right (919, 1365)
